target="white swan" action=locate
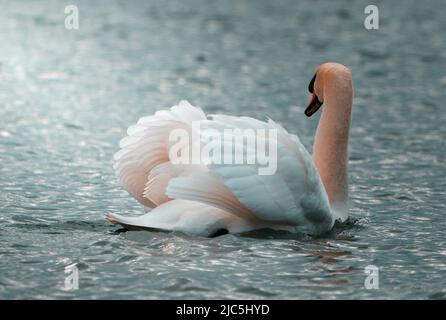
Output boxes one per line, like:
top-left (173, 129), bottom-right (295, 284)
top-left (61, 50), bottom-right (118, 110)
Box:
top-left (106, 62), bottom-right (353, 237)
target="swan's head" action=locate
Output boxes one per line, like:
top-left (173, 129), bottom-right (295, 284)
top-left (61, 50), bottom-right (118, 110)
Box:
top-left (305, 62), bottom-right (352, 117)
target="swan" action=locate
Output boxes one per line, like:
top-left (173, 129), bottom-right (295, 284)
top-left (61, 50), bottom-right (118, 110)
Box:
top-left (106, 62), bottom-right (353, 237)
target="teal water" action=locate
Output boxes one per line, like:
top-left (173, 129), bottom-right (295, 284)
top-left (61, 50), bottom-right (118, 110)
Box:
top-left (0, 0), bottom-right (445, 299)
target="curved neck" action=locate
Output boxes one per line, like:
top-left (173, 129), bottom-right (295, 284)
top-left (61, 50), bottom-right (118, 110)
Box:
top-left (312, 79), bottom-right (353, 218)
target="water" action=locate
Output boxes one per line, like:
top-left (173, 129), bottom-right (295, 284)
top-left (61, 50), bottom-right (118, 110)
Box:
top-left (0, 0), bottom-right (445, 299)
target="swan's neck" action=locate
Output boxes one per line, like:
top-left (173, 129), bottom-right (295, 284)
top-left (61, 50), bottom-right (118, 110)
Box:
top-left (312, 80), bottom-right (353, 216)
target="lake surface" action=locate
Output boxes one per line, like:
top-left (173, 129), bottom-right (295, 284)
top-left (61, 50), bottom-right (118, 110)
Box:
top-left (0, 0), bottom-right (445, 299)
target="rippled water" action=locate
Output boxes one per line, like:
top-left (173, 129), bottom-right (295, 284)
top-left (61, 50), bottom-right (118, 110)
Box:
top-left (1, 0), bottom-right (445, 299)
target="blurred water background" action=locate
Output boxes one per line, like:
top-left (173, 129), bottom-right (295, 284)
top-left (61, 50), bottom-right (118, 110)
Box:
top-left (0, 0), bottom-right (445, 299)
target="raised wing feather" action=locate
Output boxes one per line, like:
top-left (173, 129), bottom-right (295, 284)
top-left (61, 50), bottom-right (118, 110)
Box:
top-left (113, 101), bottom-right (205, 207)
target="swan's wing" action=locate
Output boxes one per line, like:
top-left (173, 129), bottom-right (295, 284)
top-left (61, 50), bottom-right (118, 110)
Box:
top-left (144, 162), bottom-right (206, 206)
top-left (166, 170), bottom-right (260, 223)
top-left (113, 101), bottom-right (206, 207)
top-left (167, 115), bottom-right (334, 234)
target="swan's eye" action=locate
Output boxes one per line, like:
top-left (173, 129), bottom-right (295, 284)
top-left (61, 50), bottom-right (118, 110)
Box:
top-left (308, 74), bottom-right (316, 94)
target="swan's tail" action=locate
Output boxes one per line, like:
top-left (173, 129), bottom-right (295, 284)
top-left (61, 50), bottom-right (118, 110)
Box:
top-left (105, 213), bottom-right (147, 231)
